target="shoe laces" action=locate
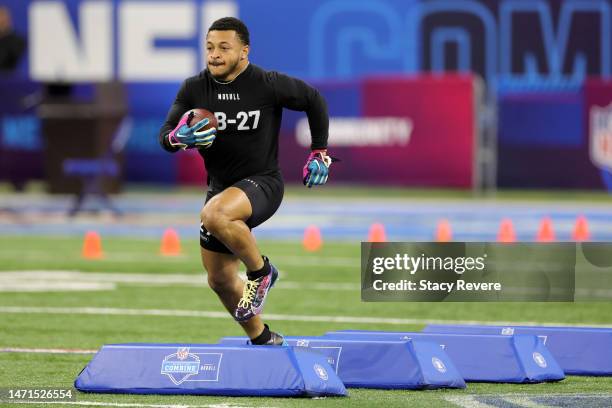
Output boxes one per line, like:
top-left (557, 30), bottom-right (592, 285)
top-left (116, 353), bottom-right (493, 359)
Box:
top-left (238, 279), bottom-right (259, 308)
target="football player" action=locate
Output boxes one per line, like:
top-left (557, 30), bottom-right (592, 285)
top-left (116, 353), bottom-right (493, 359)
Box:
top-left (159, 17), bottom-right (332, 345)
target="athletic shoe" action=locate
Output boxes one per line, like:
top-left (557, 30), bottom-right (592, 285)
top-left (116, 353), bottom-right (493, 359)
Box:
top-left (265, 331), bottom-right (288, 346)
top-left (247, 330), bottom-right (288, 346)
top-left (234, 259), bottom-right (279, 321)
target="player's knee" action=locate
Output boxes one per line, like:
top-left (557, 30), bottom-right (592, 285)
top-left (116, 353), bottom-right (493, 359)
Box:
top-left (201, 203), bottom-right (229, 235)
top-left (206, 271), bottom-right (232, 294)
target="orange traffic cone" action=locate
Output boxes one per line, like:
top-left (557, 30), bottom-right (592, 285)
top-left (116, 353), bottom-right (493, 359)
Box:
top-left (435, 219), bottom-right (453, 242)
top-left (497, 218), bottom-right (516, 243)
top-left (82, 231), bottom-right (104, 259)
top-left (160, 228), bottom-right (182, 256)
top-left (368, 223), bottom-right (387, 242)
top-left (572, 215), bottom-right (591, 241)
top-left (303, 225), bottom-right (323, 252)
top-left (536, 217), bottom-right (556, 242)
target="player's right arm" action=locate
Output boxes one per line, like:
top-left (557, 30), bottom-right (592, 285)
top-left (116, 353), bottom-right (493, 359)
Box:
top-left (159, 80), bottom-right (216, 151)
top-left (159, 80), bottom-right (218, 152)
top-left (159, 80), bottom-right (191, 152)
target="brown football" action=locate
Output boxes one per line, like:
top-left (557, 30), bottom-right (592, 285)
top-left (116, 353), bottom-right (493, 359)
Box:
top-left (187, 108), bottom-right (218, 129)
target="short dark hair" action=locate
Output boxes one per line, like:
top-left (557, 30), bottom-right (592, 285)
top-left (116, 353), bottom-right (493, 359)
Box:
top-left (208, 17), bottom-right (250, 46)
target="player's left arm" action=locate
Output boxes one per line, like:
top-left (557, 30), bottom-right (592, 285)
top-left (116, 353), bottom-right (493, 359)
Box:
top-left (269, 72), bottom-right (334, 187)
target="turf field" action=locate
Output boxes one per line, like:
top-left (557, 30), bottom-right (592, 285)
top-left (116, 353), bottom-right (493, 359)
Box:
top-left (1, 233), bottom-right (612, 407)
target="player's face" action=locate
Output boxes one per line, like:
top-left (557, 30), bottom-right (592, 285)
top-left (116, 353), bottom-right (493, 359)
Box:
top-left (0, 7), bottom-right (12, 32)
top-left (206, 30), bottom-right (249, 81)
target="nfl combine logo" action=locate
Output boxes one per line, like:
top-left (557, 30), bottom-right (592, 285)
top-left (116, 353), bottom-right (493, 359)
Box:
top-left (431, 357), bottom-right (447, 373)
top-left (161, 347), bottom-right (201, 385)
top-left (533, 352), bottom-right (547, 368)
top-left (313, 364), bottom-right (328, 381)
top-left (177, 348), bottom-right (189, 359)
top-left (590, 103), bottom-right (612, 170)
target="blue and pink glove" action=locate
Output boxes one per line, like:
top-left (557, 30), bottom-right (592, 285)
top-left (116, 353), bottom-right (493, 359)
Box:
top-left (168, 111), bottom-right (216, 150)
top-left (303, 149), bottom-right (334, 188)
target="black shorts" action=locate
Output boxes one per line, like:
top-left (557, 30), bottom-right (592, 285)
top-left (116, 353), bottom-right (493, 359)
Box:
top-left (199, 173), bottom-right (284, 254)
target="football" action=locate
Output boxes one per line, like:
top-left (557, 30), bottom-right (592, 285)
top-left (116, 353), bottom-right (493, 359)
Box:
top-left (186, 108), bottom-right (218, 130)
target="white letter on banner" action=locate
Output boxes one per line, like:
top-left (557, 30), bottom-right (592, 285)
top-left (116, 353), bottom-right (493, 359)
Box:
top-left (120, 2), bottom-right (196, 81)
top-left (29, 1), bottom-right (112, 81)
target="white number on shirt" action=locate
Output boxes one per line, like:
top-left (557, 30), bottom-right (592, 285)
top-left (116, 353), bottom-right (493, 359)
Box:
top-left (215, 110), bottom-right (260, 131)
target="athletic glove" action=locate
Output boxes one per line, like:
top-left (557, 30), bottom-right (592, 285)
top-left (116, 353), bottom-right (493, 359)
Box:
top-left (303, 149), bottom-right (333, 188)
top-left (168, 111), bottom-right (216, 150)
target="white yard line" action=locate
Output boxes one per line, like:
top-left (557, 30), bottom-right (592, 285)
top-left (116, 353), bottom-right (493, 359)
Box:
top-left (0, 271), bottom-right (203, 284)
top-left (0, 282), bottom-right (116, 292)
top-left (0, 251), bottom-right (359, 268)
top-left (445, 394), bottom-right (612, 408)
top-left (269, 255), bottom-right (358, 267)
top-left (0, 271), bottom-right (358, 292)
top-left (500, 396), bottom-right (553, 408)
top-left (1, 305), bottom-right (611, 328)
top-left (444, 396), bottom-right (499, 408)
top-left (275, 281), bottom-right (358, 291)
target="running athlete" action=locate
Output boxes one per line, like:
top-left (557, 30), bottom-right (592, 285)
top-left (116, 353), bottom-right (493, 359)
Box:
top-left (159, 17), bottom-right (332, 345)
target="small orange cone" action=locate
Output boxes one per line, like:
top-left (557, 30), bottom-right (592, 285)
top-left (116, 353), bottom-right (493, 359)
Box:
top-left (572, 215), bottom-right (591, 241)
top-left (435, 219), bottom-right (453, 242)
top-left (160, 228), bottom-right (182, 256)
top-left (368, 223), bottom-right (387, 242)
top-left (536, 217), bottom-right (556, 242)
top-left (497, 218), bottom-right (516, 243)
top-left (303, 225), bottom-right (323, 252)
top-left (82, 231), bottom-right (104, 259)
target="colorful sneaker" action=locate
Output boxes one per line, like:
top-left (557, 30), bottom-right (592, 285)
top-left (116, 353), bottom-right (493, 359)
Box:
top-left (247, 327), bottom-right (288, 346)
top-left (266, 331), bottom-right (288, 346)
top-left (234, 259), bottom-right (279, 322)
